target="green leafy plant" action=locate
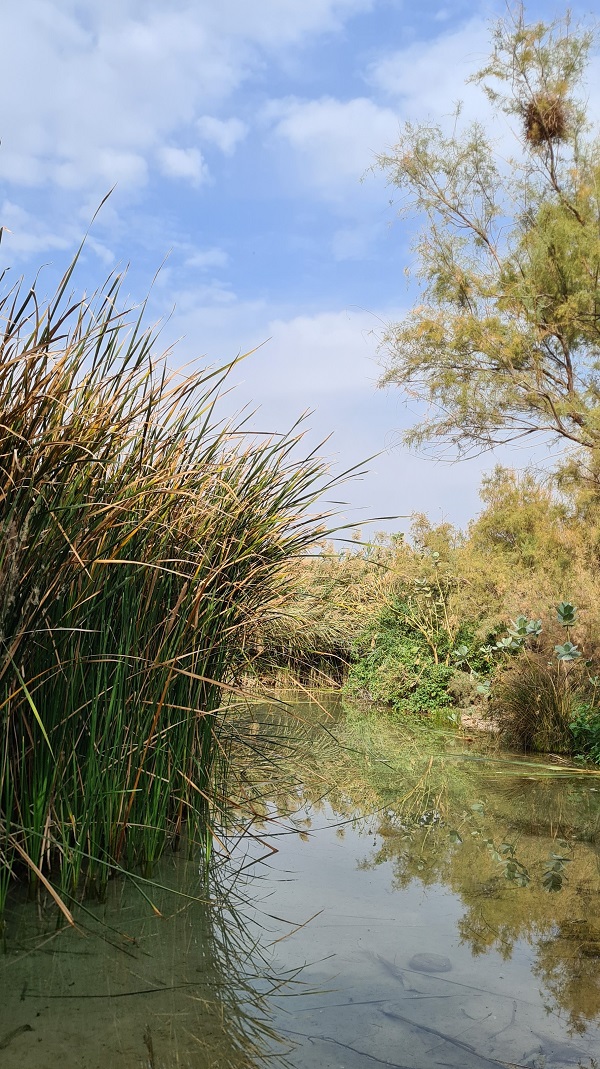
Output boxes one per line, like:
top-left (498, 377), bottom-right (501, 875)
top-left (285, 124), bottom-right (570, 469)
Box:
top-left (557, 602), bottom-right (578, 628)
top-left (484, 838), bottom-right (531, 888)
top-left (542, 844), bottom-right (572, 892)
top-left (345, 603), bottom-right (454, 715)
top-left (493, 614), bottom-right (543, 653)
top-left (569, 701), bottom-right (600, 764)
top-left (555, 641), bottom-right (581, 662)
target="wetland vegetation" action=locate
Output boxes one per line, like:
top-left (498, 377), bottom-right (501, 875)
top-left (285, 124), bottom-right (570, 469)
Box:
top-left (0, 242), bottom-right (341, 927)
top-left (1, 6), bottom-right (600, 1066)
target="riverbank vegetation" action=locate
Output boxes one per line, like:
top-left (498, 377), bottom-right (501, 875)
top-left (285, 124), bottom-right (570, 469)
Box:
top-left (254, 5), bottom-right (600, 765)
top-left (254, 464), bottom-right (600, 763)
top-left (0, 247), bottom-right (340, 921)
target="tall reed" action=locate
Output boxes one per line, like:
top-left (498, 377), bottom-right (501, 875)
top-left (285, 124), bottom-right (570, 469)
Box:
top-left (0, 247), bottom-right (337, 917)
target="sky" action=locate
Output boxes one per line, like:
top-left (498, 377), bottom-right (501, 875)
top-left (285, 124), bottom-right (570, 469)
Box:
top-left (1, 0), bottom-right (598, 537)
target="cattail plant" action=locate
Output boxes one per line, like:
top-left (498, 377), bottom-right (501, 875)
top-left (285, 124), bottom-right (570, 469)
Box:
top-left (0, 244), bottom-right (341, 920)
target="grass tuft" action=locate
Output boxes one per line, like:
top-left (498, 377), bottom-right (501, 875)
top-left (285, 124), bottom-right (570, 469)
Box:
top-left (490, 652), bottom-right (575, 753)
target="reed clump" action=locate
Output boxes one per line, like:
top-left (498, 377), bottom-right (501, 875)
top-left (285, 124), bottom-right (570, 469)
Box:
top-left (0, 248), bottom-right (336, 917)
top-left (490, 652), bottom-right (576, 754)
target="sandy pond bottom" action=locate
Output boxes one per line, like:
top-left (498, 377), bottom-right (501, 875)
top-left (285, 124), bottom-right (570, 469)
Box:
top-left (1, 705), bottom-right (600, 1069)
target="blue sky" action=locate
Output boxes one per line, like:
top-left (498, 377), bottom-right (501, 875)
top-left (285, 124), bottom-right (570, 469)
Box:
top-left (2, 0), bottom-right (598, 535)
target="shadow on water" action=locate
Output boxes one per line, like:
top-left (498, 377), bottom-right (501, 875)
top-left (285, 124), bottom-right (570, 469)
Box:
top-left (2, 692), bottom-right (600, 1068)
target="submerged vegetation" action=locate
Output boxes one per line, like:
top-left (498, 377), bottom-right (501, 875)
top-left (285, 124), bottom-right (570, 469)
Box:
top-left (0, 244), bottom-right (341, 921)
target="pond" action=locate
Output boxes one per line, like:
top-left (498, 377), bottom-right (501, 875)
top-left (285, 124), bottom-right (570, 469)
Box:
top-left (1, 695), bottom-right (600, 1068)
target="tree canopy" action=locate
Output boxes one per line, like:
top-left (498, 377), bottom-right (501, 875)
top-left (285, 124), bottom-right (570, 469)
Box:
top-left (377, 7), bottom-right (600, 460)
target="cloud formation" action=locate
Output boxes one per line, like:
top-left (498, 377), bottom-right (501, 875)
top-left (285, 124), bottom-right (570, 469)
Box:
top-left (266, 96), bottom-right (399, 201)
top-left (157, 146), bottom-right (209, 186)
top-left (196, 117), bottom-right (248, 156)
top-left (0, 0), bottom-right (373, 197)
top-left (368, 18), bottom-right (490, 122)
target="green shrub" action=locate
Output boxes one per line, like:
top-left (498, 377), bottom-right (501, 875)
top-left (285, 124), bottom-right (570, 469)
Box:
top-left (345, 609), bottom-right (454, 714)
top-left (569, 702), bottom-right (600, 764)
top-left (403, 661), bottom-right (454, 714)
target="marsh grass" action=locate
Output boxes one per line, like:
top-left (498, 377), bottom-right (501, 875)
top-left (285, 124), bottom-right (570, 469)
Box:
top-left (0, 244), bottom-right (342, 921)
top-left (490, 652), bottom-right (577, 753)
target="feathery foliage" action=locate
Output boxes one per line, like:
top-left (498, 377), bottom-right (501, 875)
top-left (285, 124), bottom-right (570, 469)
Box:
top-left (377, 7), bottom-right (600, 459)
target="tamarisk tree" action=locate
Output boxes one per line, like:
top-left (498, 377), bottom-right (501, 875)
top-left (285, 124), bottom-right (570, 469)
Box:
top-left (377, 8), bottom-right (600, 460)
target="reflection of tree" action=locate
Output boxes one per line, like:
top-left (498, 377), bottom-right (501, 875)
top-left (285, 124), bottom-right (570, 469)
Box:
top-left (233, 698), bottom-right (600, 1036)
top-left (363, 781), bottom-right (600, 1033)
top-left (534, 921), bottom-right (600, 1035)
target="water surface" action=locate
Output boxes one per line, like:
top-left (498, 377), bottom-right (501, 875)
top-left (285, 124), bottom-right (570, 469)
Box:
top-left (1, 695), bottom-right (599, 1068)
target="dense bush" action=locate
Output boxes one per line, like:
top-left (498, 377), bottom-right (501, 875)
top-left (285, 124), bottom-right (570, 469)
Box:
top-left (345, 604), bottom-right (455, 715)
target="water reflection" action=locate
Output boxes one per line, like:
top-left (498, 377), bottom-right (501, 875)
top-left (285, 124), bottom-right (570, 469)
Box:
top-left (2, 694), bottom-right (600, 1068)
top-left (0, 850), bottom-right (292, 1068)
top-left (234, 695), bottom-right (600, 1060)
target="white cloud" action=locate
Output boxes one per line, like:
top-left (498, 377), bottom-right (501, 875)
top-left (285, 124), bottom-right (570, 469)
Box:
top-left (267, 96), bottom-right (399, 200)
top-left (184, 246), bottom-right (230, 270)
top-left (174, 281), bottom-right (238, 311)
top-left (0, 0), bottom-right (373, 199)
top-left (204, 0), bottom-right (374, 47)
top-left (160, 291), bottom-right (495, 531)
top-left (157, 146), bottom-right (209, 186)
top-left (85, 237), bottom-right (116, 267)
top-left (171, 297), bottom-right (391, 400)
top-left (368, 19), bottom-right (490, 123)
top-left (0, 6), bottom-right (231, 194)
top-left (0, 199), bottom-right (74, 259)
top-left (196, 116), bottom-right (248, 155)
top-left (256, 308), bottom-right (384, 396)
top-left (53, 151), bottom-right (149, 192)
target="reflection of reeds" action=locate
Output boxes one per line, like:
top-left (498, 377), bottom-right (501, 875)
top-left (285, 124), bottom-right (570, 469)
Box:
top-left (0, 246), bottom-right (338, 920)
top-left (1, 839), bottom-right (301, 1069)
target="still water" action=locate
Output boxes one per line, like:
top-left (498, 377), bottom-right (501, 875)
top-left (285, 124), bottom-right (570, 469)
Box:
top-left (1, 695), bottom-right (600, 1068)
